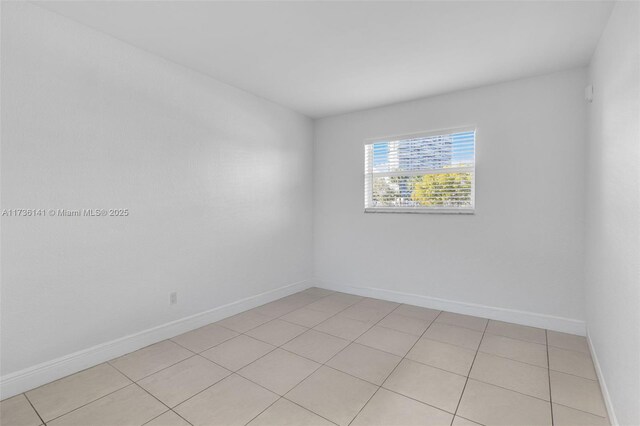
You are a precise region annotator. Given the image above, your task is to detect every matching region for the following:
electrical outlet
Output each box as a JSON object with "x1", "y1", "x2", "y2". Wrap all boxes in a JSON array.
[{"x1": 170, "y1": 292, "x2": 178, "y2": 305}]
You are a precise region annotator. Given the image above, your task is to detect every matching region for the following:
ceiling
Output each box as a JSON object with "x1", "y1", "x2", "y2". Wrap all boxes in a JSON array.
[{"x1": 37, "y1": 1, "x2": 614, "y2": 118}]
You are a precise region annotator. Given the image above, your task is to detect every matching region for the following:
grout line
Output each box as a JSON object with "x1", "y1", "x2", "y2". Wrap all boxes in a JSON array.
[
  {"x1": 22, "y1": 392, "x2": 47, "y2": 426},
  {"x1": 450, "y1": 317, "x2": 489, "y2": 425},
  {"x1": 280, "y1": 337, "x2": 604, "y2": 422},
  {"x1": 474, "y1": 348, "x2": 548, "y2": 369},
  {"x1": 460, "y1": 378, "x2": 552, "y2": 404},
  {"x1": 552, "y1": 402, "x2": 609, "y2": 420},
  {"x1": 134, "y1": 382, "x2": 195, "y2": 426},
  {"x1": 433, "y1": 319, "x2": 489, "y2": 334},
  {"x1": 547, "y1": 330, "x2": 555, "y2": 426},
  {"x1": 380, "y1": 310, "x2": 443, "y2": 386},
  {"x1": 108, "y1": 353, "x2": 199, "y2": 384},
  {"x1": 15, "y1": 292, "x2": 385, "y2": 425},
  {"x1": 483, "y1": 329, "x2": 548, "y2": 346},
  {"x1": 367, "y1": 322, "x2": 427, "y2": 338},
  {"x1": 482, "y1": 331, "x2": 547, "y2": 347},
  {"x1": 167, "y1": 338, "x2": 202, "y2": 354},
  {"x1": 135, "y1": 295, "x2": 600, "y2": 423},
  {"x1": 144, "y1": 292, "x2": 356, "y2": 422},
  {"x1": 215, "y1": 292, "x2": 338, "y2": 334},
  {"x1": 547, "y1": 344, "x2": 592, "y2": 355},
  {"x1": 140, "y1": 409, "x2": 172, "y2": 426},
  {"x1": 281, "y1": 397, "x2": 340, "y2": 425},
  {"x1": 132, "y1": 382, "x2": 173, "y2": 416},
  {"x1": 374, "y1": 386, "x2": 459, "y2": 416},
  {"x1": 547, "y1": 368, "x2": 600, "y2": 382},
  {"x1": 171, "y1": 409, "x2": 196, "y2": 426},
  {"x1": 39, "y1": 383, "x2": 137, "y2": 424},
  {"x1": 342, "y1": 303, "x2": 410, "y2": 426},
  {"x1": 454, "y1": 414, "x2": 486, "y2": 426},
  {"x1": 349, "y1": 310, "x2": 442, "y2": 425},
  {"x1": 232, "y1": 297, "x2": 428, "y2": 425},
  {"x1": 13, "y1": 293, "x2": 442, "y2": 425},
  {"x1": 240, "y1": 297, "x2": 403, "y2": 425},
  {"x1": 8, "y1": 360, "x2": 128, "y2": 404},
  {"x1": 347, "y1": 310, "x2": 448, "y2": 425}
]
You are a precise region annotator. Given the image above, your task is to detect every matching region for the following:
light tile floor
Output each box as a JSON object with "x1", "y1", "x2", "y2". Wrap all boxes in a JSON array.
[{"x1": 0, "y1": 288, "x2": 609, "y2": 426}]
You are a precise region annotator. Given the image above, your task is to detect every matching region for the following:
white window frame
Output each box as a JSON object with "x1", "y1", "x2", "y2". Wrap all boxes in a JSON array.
[{"x1": 364, "y1": 126, "x2": 476, "y2": 214}]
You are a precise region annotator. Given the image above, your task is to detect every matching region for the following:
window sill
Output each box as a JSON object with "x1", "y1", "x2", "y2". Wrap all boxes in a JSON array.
[{"x1": 364, "y1": 208, "x2": 475, "y2": 215}]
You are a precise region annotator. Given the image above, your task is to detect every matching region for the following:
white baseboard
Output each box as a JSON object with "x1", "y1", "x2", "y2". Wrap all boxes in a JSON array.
[
  {"x1": 315, "y1": 280, "x2": 586, "y2": 335},
  {"x1": 586, "y1": 330, "x2": 618, "y2": 426},
  {"x1": 0, "y1": 279, "x2": 312, "y2": 400}
]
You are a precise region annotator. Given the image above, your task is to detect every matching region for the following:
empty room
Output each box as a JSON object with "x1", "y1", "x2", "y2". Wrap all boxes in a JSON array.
[{"x1": 1, "y1": 1, "x2": 638, "y2": 425}]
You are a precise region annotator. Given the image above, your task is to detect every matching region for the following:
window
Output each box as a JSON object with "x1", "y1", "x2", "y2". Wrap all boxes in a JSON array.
[{"x1": 364, "y1": 128, "x2": 475, "y2": 213}]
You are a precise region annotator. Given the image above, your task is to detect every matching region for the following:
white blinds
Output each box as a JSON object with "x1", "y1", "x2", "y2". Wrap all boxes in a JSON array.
[{"x1": 364, "y1": 129, "x2": 475, "y2": 212}]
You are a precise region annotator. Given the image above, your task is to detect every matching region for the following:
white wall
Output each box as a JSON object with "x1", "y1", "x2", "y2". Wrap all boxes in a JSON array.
[
  {"x1": 585, "y1": 3, "x2": 640, "y2": 425},
  {"x1": 1, "y1": 2, "x2": 313, "y2": 379},
  {"x1": 314, "y1": 69, "x2": 588, "y2": 330}
]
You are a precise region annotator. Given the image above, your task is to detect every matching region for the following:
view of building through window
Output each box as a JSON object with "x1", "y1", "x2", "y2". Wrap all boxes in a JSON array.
[{"x1": 364, "y1": 130, "x2": 475, "y2": 211}]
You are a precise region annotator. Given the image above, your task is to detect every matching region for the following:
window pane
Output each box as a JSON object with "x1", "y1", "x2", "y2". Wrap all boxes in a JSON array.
[
  {"x1": 365, "y1": 129, "x2": 475, "y2": 211},
  {"x1": 371, "y1": 131, "x2": 475, "y2": 174},
  {"x1": 371, "y1": 173, "x2": 473, "y2": 208}
]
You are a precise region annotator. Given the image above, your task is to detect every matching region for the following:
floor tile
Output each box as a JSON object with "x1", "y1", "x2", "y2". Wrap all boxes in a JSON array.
[
  {"x1": 281, "y1": 307, "x2": 335, "y2": 328},
  {"x1": 138, "y1": 356, "x2": 230, "y2": 407},
  {"x1": 279, "y1": 292, "x2": 322, "y2": 306},
  {"x1": 307, "y1": 293, "x2": 363, "y2": 314},
  {"x1": 423, "y1": 323, "x2": 483, "y2": 351},
  {"x1": 282, "y1": 330, "x2": 350, "y2": 363},
  {"x1": 549, "y1": 346, "x2": 597, "y2": 379},
  {"x1": 377, "y1": 312, "x2": 431, "y2": 336},
  {"x1": 253, "y1": 300, "x2": 302, "y2": 318},
  {"x1": 382, "y1": 359, "x2": 466, "y2": 413},
  {"x1": 339, "y1": 304, "x2": 389, "y2": 322},
  {"x1": 326, "y1": 293, "x2": 363, "y2": 305},
  {"x1": 552, "y1": 403, "x2": 609, "y2": 426},
  {"x1": 355, "y1": 326, "x2": 418, "y2": 356},
  {"x1": 394, "y1": 304, "x2": 440, "y2": 321},
  {"x1": 286, "y1": 366, "x2": 377, "y2": 426},
  {"x1": 217, "y1": 310, "x2": 273, "y2": 333},
  {"x1": 485, "y1": 320, "x2": 546, "y2": 344},
  {"x1": 10, "y1": 291, "x2": 614, "y2": 426},
  {"x1": 246, "y1": 319, "x2": 307, "y2": 346},
  {"x1": 109, "y1": 340, "x2": 193, "y2": 381},
  {"x1": 314, "y1": 315, "x2": 374, "y2": 340},
  {"x1": 550, "y1": 371, "x2": 607, "y2": 417},
  {"x1": 351, "y1": 388, "x2": 453, "y2": 426},
  {"x1": 452, "y1": 416, "x2": 482, "y2": 425},
  {"x1": 357, "y1": 298, "x2": 400, "y2": 311},
  {"x1": 171, "y1": 323, "x2": 238, "y2": 353},
  {"x1": 305, "y1": 298, "x2": 355, "y2": 315},
  {"x1": 327, "y1": 343, "x2": 401, "y2": 385},
  {"x1": 547, "y1": 331, "x2": 590, "y2": 354},
  {"x1": 0, "y1": 394, "x2": 42, "y2": 426},
  {"x1": 47, "y1": 385, "x2": 166, "y2": 426},
  {"x1": 174, "y1": 374, "x2": 278, "y2": 426},
  {"x1": 200, "y1": 335, "x2": 275, "y2": 371},
  {"x1": 479, "y1": 333, "x2": 547, "y2": 367},
  {"x1": 238, "y1": 349, "x2": 320, "y2": 395},
  {"x1": 457, "y1": 379, "x2": 552, "y2": 426},
  {"x1": 436, "y1": 312, "x2": 488, "y2": 331},
  {"x1": 301, "y1": 287, "x2": 335, "y2": 298},
  {"x1": 469, "y1": 352, "x2": 549, "y2": 400},
  {"x1": 145, "y1": 410, "x2": 191, "y2": 426},
  {"x1": 406, "y1": 338, "x2": 476, "y2": 376},
  {"x1": 26, "y1": 363, "x2": 131, "y2": 422},
  {"x1": 358, "y1": 297, "x2": 400, "y2": 306},
  {"x1": 247, "y1": 398, "x2": 334, "y2": 426}
]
